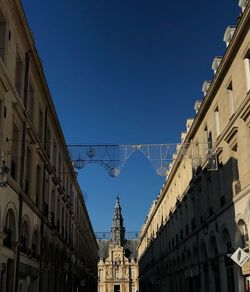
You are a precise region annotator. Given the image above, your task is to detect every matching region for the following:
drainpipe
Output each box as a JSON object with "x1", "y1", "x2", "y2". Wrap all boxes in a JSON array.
[{"x1": 13, "y1": 50, "x2": 31, "y2": 292}]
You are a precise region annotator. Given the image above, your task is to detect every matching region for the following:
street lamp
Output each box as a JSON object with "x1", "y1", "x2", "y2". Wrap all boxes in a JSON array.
[{"x1": 0, "y1": 153, "x2": 9, "y2": 187}]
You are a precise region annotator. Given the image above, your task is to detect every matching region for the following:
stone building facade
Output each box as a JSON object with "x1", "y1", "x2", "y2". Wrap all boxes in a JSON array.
[
  {"x1": 138, "y1": 1, "x2": 250, "y2": 292},
  {"x1": 98, "y1": 197, "x2": 139, "y2": 292},
  {"x1": 0, "y1": 0, "x2": 98, "y2": 291}
]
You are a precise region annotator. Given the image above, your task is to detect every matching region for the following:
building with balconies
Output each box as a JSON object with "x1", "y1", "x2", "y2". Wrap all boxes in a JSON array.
[
  {"x1": 138, "y1": 1, "x2": 250, "y2": 292},
  {"x1": 0, "y1": 0, "x2": 98, "y2": 291}
]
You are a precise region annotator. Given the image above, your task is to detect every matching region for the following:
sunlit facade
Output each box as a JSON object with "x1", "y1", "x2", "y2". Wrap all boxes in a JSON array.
[
  {"x1": 0, "y1": 0, "x2": 98, "y2": 291},
  {"x1": 138, "y1": 1, "x2": 250, "y2": 292}
]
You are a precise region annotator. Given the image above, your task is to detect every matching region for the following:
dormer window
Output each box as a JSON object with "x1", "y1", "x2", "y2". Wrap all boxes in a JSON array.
[
  {"x1": 212, "y1": 56, "x2": 222, "y2": 74},
  {"x1": 194, "y1": 100, "x2": 202, "y2": 114},
  {"x1": 223, "y1": 26, "x2": 236, "y2": 47},
  {"x1": 239, "y1": 0, "x2": 249, "y2": 12},
  {"x1": 202, "y1": 81, "x2": 211, "y2": 96},
  {"x1": 186, "y1": 119, "x2": 193, "y2": 132}
]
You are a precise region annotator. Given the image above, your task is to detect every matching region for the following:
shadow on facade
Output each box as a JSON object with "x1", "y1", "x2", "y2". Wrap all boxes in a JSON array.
[{"x1": 139, "y1": 156, "x2": 248, "y2": 292}]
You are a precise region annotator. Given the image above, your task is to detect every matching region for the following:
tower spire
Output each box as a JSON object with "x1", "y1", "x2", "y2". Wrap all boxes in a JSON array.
[{"x1": 111, "y1": 196, "x2": 125, "y2": 245}]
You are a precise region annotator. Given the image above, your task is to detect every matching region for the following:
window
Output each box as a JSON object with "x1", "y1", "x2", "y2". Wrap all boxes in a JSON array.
[
  {"x1": 44, "y1": 177, "x2": 49, "y2": 218},
  {"x1": 0, "y1": 9, "x2": 7, "y2": 62},
  {"x1": 65, "y1": 212, "x2": 68, "y2": 242},
  {"x1": 214, "y1": 107, "x2": 220, "y2": 137},
  {"x1": 227, "y1": 81, "x2": 234, "y2": 117},
  {"x1": 232, "y1": 144, "x2": 239, "y2": 182},
  {"x1": 28, "y1": 83, "x2": 35, "y2": 121},
  {"x1": 25, "y1": 147, "x2": 32, "y2": 195},
  {"x1": 0, "y1": 98, "x2": 3, "y2": 146},
  {"x1": 61, "y1": 206, "x2": 65, "y2": 236},
  {"x1": 46, "y1": 127, "x2": 51, "y2": 158},
  {"x1": 62, "y1": 165, "x2": 66, "y2": 188},
  {"x1": 237, "y1": 220, "x2": 249, "y2": 250},
  {"x1": 244, "y1": 49, "x2": 250, "y2": 92},
  {"x1": 4, "y1": 209, "x2": 16, "y2": 248},
  {"x1": 230, "y1": 144, "x2": 241, "y2": 196},
  {"x1": 218, "y1": 162, "x2": 225, "y2": 206},
  {"x1": 204, "y1": 126, "x2": 213, "y2": 151},
  {"x1": 56, "y1": 193, "x2": 60, "y2": 224},
  {"x1": 36, "y1": 165, "x2": 42, "y2": 206},
  {"x1": 11, "y1": 123, "x2": 20, "y2": 181},
  {"x1": 15, "y1": 51, "x2": 23, "y2": 98},
  {"x1": 20, "y1": 221, "x2": 29, "y2": 253},
  {"x1": 58, "y1": 154, "x2": 62, "y2": 180},
  {"x1": 51, "y1": 188, "x2": 56, "y2": 213},
  {"x1": 32, "y1": 231, "x2": 39, "y2": 258},
  {"x1": 53, "y1": 141, "x2": 57, "y2": 168},
  {"x1": 38, "y1": 107, "x2": 43, "y2": 141}
]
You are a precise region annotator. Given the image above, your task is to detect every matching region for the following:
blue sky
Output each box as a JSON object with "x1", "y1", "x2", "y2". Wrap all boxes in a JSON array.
[{"x1": 22, "y1": 0, "x2": 239, "y2": 232}]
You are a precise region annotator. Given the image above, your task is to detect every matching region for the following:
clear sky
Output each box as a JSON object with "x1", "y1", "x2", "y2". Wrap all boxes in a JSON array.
[{"x1": 22, "y1": 0, "x2": 239, "y2": 232}]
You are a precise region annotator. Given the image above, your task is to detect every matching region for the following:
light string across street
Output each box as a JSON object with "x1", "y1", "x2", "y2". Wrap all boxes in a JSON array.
[{"x1": 67, "y1": 142, "x2": 218, "y2": 177}]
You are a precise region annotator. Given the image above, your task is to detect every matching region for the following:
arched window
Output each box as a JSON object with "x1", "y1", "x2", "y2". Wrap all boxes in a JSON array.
[
  {"x1": 32, "y1": 230, "x2": 39, "y2": 258},
  {"x1": 0, "y1": 8, "x2": 7, "y2": 62},
  {"x1": 3, "y1": 209, "x2": 16, "y2": 248},
  {"x1": 20, "y1": 221, "x2": 29, "y2": 253},
  {"x1": 237, "y1": 220, "x2": 249, "y2": 249}
]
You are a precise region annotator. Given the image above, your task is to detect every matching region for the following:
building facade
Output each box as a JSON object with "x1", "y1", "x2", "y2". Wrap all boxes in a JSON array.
[
  {"x1": 98, "y1": 197, "x2": 139, "y2": 292},
  {"x1": 138, "y1": 1, "x2": 250, "y2": 292},
  {"x1": 0, "y1": 0, "x2": 98, "y2": 291}
]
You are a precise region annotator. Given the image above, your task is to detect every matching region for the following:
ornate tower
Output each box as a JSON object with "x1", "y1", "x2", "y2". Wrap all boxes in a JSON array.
[{"x1": 111, "y1": 196, "x2": 125, "y2": 246}]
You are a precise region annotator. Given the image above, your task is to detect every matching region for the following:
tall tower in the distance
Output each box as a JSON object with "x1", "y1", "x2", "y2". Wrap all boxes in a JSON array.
[{"x1": 111, "y1": 196, "x2": 125, "y2": 246}]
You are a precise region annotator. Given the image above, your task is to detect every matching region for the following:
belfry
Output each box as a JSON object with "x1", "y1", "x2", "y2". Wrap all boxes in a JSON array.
[{"x1": 111, "y1": 197, "x2": 125, "y2": 245}]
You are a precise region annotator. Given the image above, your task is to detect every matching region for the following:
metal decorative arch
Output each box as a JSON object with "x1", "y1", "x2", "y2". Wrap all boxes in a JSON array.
[{"x1": 67, "y1": 142, "x2": 218, "y2": 177}]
